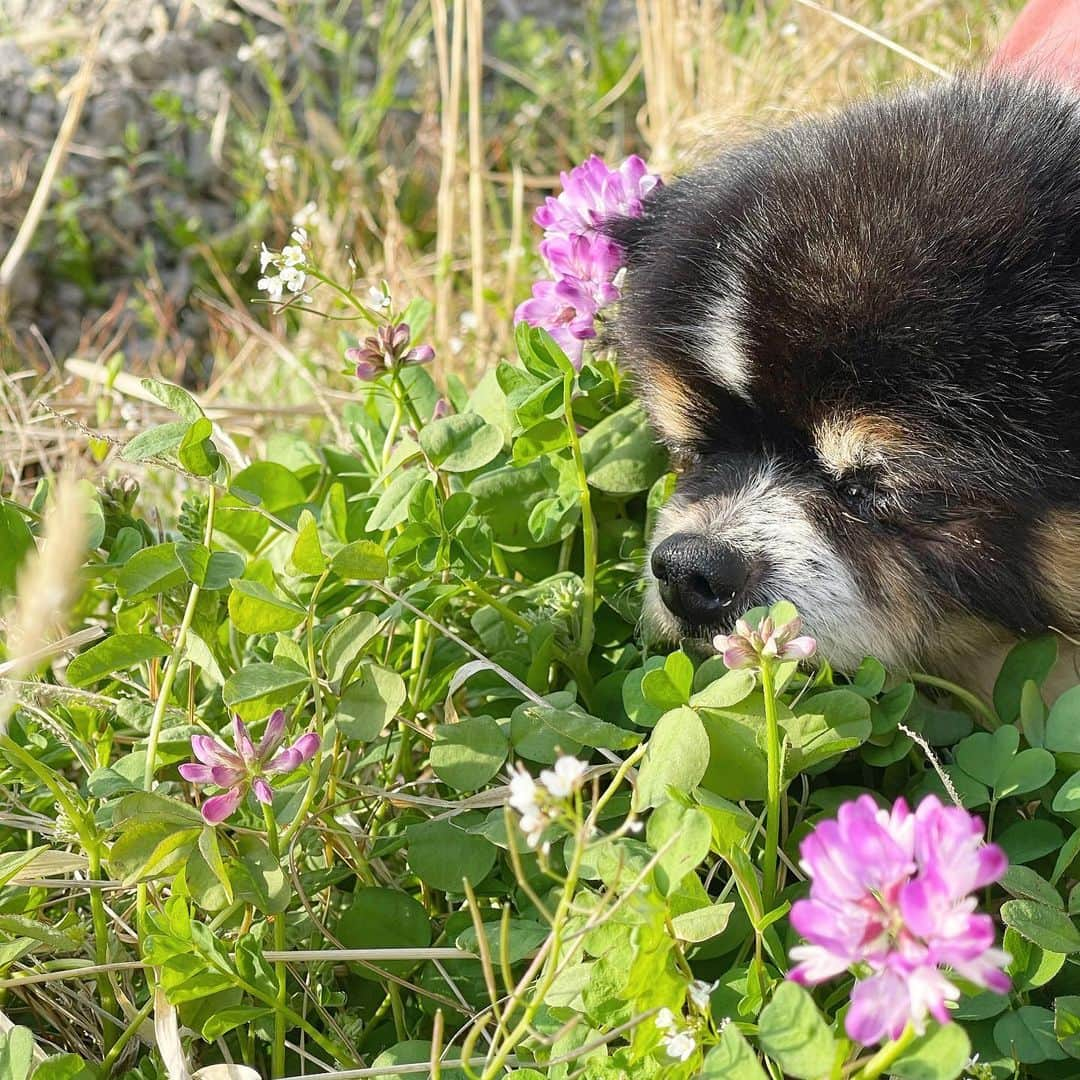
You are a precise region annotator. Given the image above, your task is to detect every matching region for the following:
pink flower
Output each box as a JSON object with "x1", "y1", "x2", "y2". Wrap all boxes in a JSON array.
[
  {"x1": 346, "y1": 322, "x2": 435, "y2": 381},
  {"x1": 539, "y1": 234, "x2": 624, "y2": 300},
  {"x1": 179, "y1": 711, "x2": 320, "y2": 824},
  {"x1": 515, "y1": 278, "x2": 602, "y2": 366},
  {"x1": 713, "y1": 615, "x2": 817, "y2": 671},
  {"x1": 788, "y1": 795, "x2": 1009, "y2": 1045},
  {"x1": 534, "y1": 154, "x2": 660, "y2": 240}
]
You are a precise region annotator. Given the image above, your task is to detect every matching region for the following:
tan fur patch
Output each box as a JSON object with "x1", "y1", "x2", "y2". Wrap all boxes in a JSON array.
[
  {"x1": 813, "y1": 414, "x2": 907, "y2": 477},
  {"x1": 1033, "y1": 511, "x2": 1080, "y2": 630},
  {"x1": 641, "y1": 366, "x2": 701, "y2": 445}
]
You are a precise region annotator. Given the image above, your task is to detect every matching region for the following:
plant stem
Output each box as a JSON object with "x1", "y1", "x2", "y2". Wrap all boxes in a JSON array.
[
  {"x1": 263, "y1": 805, "x2": 288, "y2": 1078},
  {"x1": 761, "y1": 659, "x2": 783, "y2": 909},
  {"x1": 99, "y1": 996, "x2": 155, "y2": 1078},
  {"x1": 87, "y1": 845, "x2": 120, "y2": 1054},
  {"x1": 853, "y1": 1024, "x2": 916, "y2": 1079},
  {"x1": 909, "y1": 672, "x2": 999, "y2": 729},
  {"x1": 562, "y1": 372, "x2": 597, "y2": 661}
]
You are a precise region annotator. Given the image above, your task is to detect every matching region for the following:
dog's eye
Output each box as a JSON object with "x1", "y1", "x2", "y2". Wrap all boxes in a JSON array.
[{"x1": 836, "y1": 476, "x2": 882, "y2": 515}]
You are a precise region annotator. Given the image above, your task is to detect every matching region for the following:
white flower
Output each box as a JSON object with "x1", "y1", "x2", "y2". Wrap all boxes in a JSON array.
[
  {"x1": 280, "y1": 266, "x2": 307, "y2": 293},
  {"x1": 654, "y1": 1008, "x2": 676, "y2": 1031},
  {"x1": 406, "y1": 36, "x2": 430, "y2": 67},
  {"x1": 367, "y1": 286, "x2": 391, "y2": 311},
  {"x1": 459, "y1": 309, "x2": 479, "y2": 332},
  {"x1": 292, "y1": 202, "x2": 319, "y2": 229},
  {"x1": 280, "y1": 244, "x2": 305, "y2": 268},
  {"x1": 448, "y1": 336, "x2": 464, "y2": 355},
  {"x1": 259, "y1": 242, "x2": 275, "y2": 273},
  {"x1": 519, "y1": 810, "x2": 546, "y2": 849},
  {"x1": 258, "y1": 274, "x2": 284, "y2": 301},
  {"x1": 661, "y1": 1030, "x2": 696, "y2": 1063},
  {"x1": 627, "y1": 819, "x2": 643, "y2": 834},
  {"x1": 687, "y1": 979, "x2": 717, "y2": 1011},
  {"x1": 289, "y1": 226, "x2": 309, "y2": 246},
  {"x1": 539, "y1": 755, "x2": 588, "y2": 799},
  {"x1": 507, "y1": 765, "x2": 538, "y2": 815},
  {"x1": 258, "y1": 146, "x2": 279, "y2": 172}
]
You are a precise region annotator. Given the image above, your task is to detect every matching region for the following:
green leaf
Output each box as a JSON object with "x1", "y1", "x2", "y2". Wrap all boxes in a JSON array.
[
  {"x1": 890, "y1": 1023, "x2": 972, "y2": 1079},
  {"x1": 784, "y1": 689, "x2": 872, "y2": 774},
  {"x1": 232, "y1": 835, "x2": 290, "y2": 915},
  {"x1": 337, "y1": 887, "x2": 431, "y2": 979},
  {"x1": 66, "y1": 634, "x2": 172, "y2": 687},
  {"x1": 670, "y1": 902, "x2": 735, "y2": 943},
  {"x1": 1021, "y1": 679, "x2": 1046, "y2": 748},
  {"x1": 430, "y1": 716, "x2": 508, "y2": 791},
  {"x1": 290, "y1": 510, "x2": 326, "y2": 575},
  {"x1": 995, "y1": 746, "x2": 1056, "y2": 798},
  {"x1": 954, "y1": 724, "x2": 1021, "y2": 787},
  {"x1": 515, "y1": 703, "x2": 640, "y2": 752},
  {"x1": 995, "y1": 636, "x2": 1058, "y2": 724},
  {"x1": 175, "y1": 543, "x2": 244, "y2": 590},
  {"x1": 646, "y1": 803, "x2": 712, "y2": 894},
  {"x1": 1047, "y1": 685, "x2": 1080, "y2": 753},
  {"x1": 512, "y1": 418, "x2": 570, "y2": 464},
  {"x1": 114, "y1": 542, "x2": 186, "y2": 600},
  {"x1": 1054, "y1": 770, "x2": 1080, "y2": 813},
  {"x1": 456, "y1": 920, "x2": 548, "y2": 965},
  {"x1": 1005, "y1": 927, "x2": 1065, "y2": 990},
  {"x1": 222, "y1": 662, "x2": 308, "y2": 722},
  {"x1": 634, "y1": 707, "x2": 710, "y2": 810},
  {"x1": 1001, "y1": 864, "x2": 1065, "y2": 909},
  {"x1": 994, "y1": 1005, "x2": 1069, "y2": 1063},
  {"x1": 420, "y1": 413, "x2": 504, "y2": 472},
  {"x1": 177, "y1": 416, "x2": 219, "y2": 477},
  {"x1": 227, "y1": 579, "x2": 306, "y2": 635},
  {"x1": 1001, "y1": 899, "x2": 1080, "y2": 953},
  {"x1": 330, "y1": 540, "x2": 388, "y2": 580},
  {"x1": 700, "y1": 1025, "x2": 768, "y2": 1080},
  {"x1": 997, "y1": 819, "x2": 1064, "y2": 865},
  {"x1": 699, "y1": 697, "x2": 773, "y2": 802},
  {"x1": 120, "y1": 420, "x2": 189, "y2": 463},
  {"x1": 757, "y1": 981, "x2": 837, "y2": 1080},
  {"x1": 580, "y1": 402, "x2": 667, "y2": 494},
  {"x1": 141, "y1": 376, "x2": 204, "y2": 421},
  {"x1": 108, "y1": 820, "x2": 200, "y2": 884},
  {"x1": 406, "y1": 819, "x2": 496, "y2": 892},
  {"x1": 337, "y1": 663, "x2": 407, "y2": 741},
  {"x1": 622, "y1": 657, "x2": 667, "y2": 728},
  {"x1": 1054, "y1": 995, "x2": 1080, "y2": 1059},
  {"x1": 366, "y1": 469, "x2": 428, "y2": 533},
  {"x1": 371, "y1": 1043, "x2": 467, "y2": 1080},
  {"x1": 201, "y1": 1006, "x2": 272, "y2": 1041},
  {"x1": 0, "y1": 1027, "x2": 35, "y2": 1080},
  {"x1": 198, "y1": 826, "x2": 234, "y2": 905},
  {"x1": 689, "y1": 669, "x2": 756, "y2": 710},
  {"x1": 31, "y1": 1054, "x2": 96, "y2": 1080},
  {"x1": 321, "y1": 611, "x2": 381, "y2": 685},
  {"x1": 0, "y1": 504, "x2": 33, "y2": 596}
]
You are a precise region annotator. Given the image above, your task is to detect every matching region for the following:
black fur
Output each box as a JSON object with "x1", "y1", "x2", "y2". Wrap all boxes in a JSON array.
[{"x1": 607, "y1": 75, "x2": 1080, "y2": 662}]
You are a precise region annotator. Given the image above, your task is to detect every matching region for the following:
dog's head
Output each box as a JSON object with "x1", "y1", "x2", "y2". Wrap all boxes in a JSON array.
[{"x1": 607, "y1": 76, "x2": 1080, "y2": 672}]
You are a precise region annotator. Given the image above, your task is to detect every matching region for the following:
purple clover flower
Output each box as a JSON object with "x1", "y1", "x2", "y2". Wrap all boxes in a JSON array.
[
  {"x1": 515, "y1": 154, "x2": 661, "y2": 368},
  {"x1": 788, "y1": 794, "x2": 1010, "y2": 1045},
  {"x1": 713, "y1": 615, "x2": 817, "y2": 671},
  {"x1": 179, "y1": 711, "x2": 320, "y2": 824},
  {"x1": 346, "y1": 322, "x2": 435, "y2": 382},
  {"x1": 534, "y1": 154, "x2": 660, "y2": 240}
]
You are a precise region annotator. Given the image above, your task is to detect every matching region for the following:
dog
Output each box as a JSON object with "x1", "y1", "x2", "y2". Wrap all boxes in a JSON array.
[{"x1": 605, "y1": 68, "x2": 1080, "y2": 681}]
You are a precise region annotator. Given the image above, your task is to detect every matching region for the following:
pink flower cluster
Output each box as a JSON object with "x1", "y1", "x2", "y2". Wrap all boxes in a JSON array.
[
  {"x1": 515, "y1": 155, "x2": 660, "y2": 366},
  {"x1": 789, "y1": 794, "x2": 1010, "y2": 1045},
  {"x1": 714, "y1": 614, "x2": 816, "y2": 670},
  {"x1": 179, "y1": 712, "x2": 319, "y2": 824}
]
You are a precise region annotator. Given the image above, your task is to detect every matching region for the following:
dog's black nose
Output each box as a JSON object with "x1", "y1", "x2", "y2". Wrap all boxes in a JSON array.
[{"x1": 651, "y1": 532, "x2": 749, "y2": 626}]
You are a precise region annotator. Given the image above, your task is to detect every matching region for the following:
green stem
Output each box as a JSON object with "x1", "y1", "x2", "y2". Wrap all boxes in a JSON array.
[
  {"x1": 99, "y1": 996, "x2": 155, "y2": 1078},
  {"x1": 562, "y1": 373, "x2": 597, "y2": 660},
  {"x1": 761, "y1": 659, "x2": 783, "y2": 910},
  {"x1": 263, "y1": 806, "x2": 288, "y2": 1078},
  {"x1": 909, "y1": 672, "x2": 999, "y2": 729},
  {"x1": 87, "y1": 845, "x2": 120, "y2": 1054},
  {"x1": 305, "y1": 267, "x2": 379, "y2": 324},
  {"x1": 853, "y1": 1024, "x2": 917, "y2": 1079}
]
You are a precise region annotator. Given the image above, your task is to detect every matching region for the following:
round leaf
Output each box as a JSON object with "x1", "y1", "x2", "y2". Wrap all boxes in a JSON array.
[
  {"x1": 336, "y1": 887, "x2": 431, "y2": 979},
  {"x1": 406, "y1": 819, "x2": 496, "y2": 892},
  {"x1": 431, "y1": 716, "x2": 508, "y2": 791},
  {"x1": 419, "y1": 413, "x2": 504, "y2": 473}
]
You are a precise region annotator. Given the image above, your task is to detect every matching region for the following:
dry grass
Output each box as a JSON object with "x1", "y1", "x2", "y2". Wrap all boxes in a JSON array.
[{"x1": 0, "y1": 0, "x2": 1026, "y2": 497}]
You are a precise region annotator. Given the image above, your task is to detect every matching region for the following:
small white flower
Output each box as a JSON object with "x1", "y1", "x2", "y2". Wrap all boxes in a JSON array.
[
  {"x1": 280, "y1": 244, "x2": 305, "y2": 267},
  {"x1": 258, "y1": 146, "x2": 279, "y2": 172},
  {"x1": 258, "y1": 274, "x2": 284, "y2": 301},
  {"x1": 259, "y1": 242, "x2": 276, "y2": 273},
  {"x1": 539, "y1": 755, "x2": 588, "y2": 799},
  {"x1": 519, "y1": 810, "x2": 546, "y2": 848},
  {"x1": 687, "y1": 979, "x2": 717, "y2": 1011},
  {"x1": 459, "y1": 309, "x2": 479, "y2": 332},
  {"x1": 662, "y1": 1030, "x2": 696, "y2": 1063},
  {"x1": 289, "y1": 225, "x2": 309, "y2": 246},
  {"x1": 448, "y1": 336, "x2": 464, "y2": 355},
  {"x1": 292, "y1": 202, "x2": 319, "y2": 229},
  {"x1": 406, "y1": 36, "x2": 430, "y2": 67},
  {"x1": 237, "y1": 43, "x2": 255, "y2": 62},
  {"x1": 367, "y1": 286, "x2": 391, "y2": 311},
  {"x1": 507, "y1": 765, "x2": 538, "y2": 814},
  {"x1": 627, "y1": 819, "x2": 643, "y2": 834},
  {"x1": 654, "y1": 1008, "x2": 676, "y2": 1031},
  {"x1": 280, "y1": 266, "x2": 307, "y2": 293}
]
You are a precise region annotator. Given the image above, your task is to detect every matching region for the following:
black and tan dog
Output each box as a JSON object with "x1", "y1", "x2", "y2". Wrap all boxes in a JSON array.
[{"x1": 606, "y1": 70, "x2": 1080, "y2": 682}]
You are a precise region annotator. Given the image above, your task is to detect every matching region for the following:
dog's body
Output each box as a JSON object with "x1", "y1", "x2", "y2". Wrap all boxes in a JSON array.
[{"x1": 607, "y1": 75, "x2": 1080, "y2": 679}]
